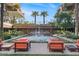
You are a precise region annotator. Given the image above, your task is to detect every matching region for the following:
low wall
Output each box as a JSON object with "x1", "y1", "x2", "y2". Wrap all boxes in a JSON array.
[{"x1": 3, "y1": 34, "x2": 28, "y2": 43}]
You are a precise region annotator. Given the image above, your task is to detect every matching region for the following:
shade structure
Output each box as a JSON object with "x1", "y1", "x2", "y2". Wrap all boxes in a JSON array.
[{"x1": 3, "y1": 22, "x2": 13, "y2": 28}]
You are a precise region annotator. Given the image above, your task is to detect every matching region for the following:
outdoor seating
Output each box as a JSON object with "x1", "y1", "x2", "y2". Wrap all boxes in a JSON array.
[
  {"x1": 48, "y1": 38, "x2": 64, "y2": 52},
  {"x1": 76, "y1": 39, "x2": 79, "y2": 52},
  {"x1": 66, "y1": 45, "x2": 77, "y2": 52},
  {"x1": 19, "y1": 38, "x2": 31, "y2": 48},
  {"x1": 14, "y1": 38, "x2": 30, "y2": 52},
  {"x1": 0, "y1": 39, "x2": 14, "y2": 51},
  {"x1": 0, "y1": 39, "x2": 3, "y2": 51},
  {"x1": 1, "y1": 43, "x2": 14, "y2": 51}
]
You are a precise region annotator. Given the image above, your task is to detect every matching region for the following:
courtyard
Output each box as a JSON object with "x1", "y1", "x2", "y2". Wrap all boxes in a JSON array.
[{"x1": 0, "y1": 3, "x2": 79, "y2": 56}]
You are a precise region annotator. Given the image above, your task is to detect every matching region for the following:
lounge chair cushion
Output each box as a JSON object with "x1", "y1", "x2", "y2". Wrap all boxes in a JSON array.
[
  {"x1": 76, "y1": 43, "x2": 79, "y2": 47},
  {"x1": 0, "y1": 39, "x2": 3, "y2": 45},
  {"x1": 19, "y1": 38, "x2": 29, "y2": 42},
  {"x1": 49, "y1": 44, "x2": 63, "y2": 49},
  {"x1": 76, "y1": 39, "x2": 79, "y2": 47},
  {"x1": 15, "y1": 44, "x2": 28, "y2": 49},
  {"x1": 76, "y1": 39, "x2": 79, "y2": 42}
]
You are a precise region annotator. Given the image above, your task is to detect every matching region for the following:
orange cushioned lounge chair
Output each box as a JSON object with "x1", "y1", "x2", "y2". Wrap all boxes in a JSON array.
[
  {"x1": 48, "y1": 38, "x2": 64, "y2": 53},
  {"x1": 14, "y1": 38, "x2": 30, "y2": 52},
  {"x1": 0, "y1": 39, "x2": 14, "y2": 51},
  {"x1": 76, "y1": 39, "x2": 79, "y2": 51},
  {"x1": 19, "y1": 38, "x2": 31, "y2": 48},
  {"x1": 0, "y1": 39, "x2": 3, "y2": 51}
]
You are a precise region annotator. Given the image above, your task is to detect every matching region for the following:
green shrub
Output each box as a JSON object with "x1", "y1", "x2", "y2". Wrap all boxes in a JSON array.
[
  {"x1": 11, "y1": 30, "x2": 18, "y2": 36},
  {"x1": 68, "y1": 34, "x2": 79, "y2": 39},
  {"x1": 3, "y1": 30, "x2": 24, "y2": 40},
  {"x1": 3, "y1": 32, "x2": 11, "y2": 40},
  {"x1": 53, "y1": 30, "x2": 64, "y2": 34},
  {"x1": 16, "y1": 31, "x2": 24, "y2": 35},
  {"x1": 4, "y1": 35, "x2": 11, "y2": 40},
  {"x1": 61, "y1": 31, "x2": 79, "y2": 40},
  {"x1": 10, "y1": 30, "x2": 24, "y2": 36}
]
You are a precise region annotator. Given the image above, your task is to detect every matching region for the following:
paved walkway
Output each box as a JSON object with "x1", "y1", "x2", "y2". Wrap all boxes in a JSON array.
[{"x1": 0, "y1": 43, "x2": 79, "y2": 56}]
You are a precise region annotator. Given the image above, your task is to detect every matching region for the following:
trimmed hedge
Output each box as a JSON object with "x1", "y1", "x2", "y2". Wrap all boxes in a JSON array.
[
  {"x1": 4, "y1": 35, "x2": 11, "y2": 40},
  {"x1": 67, "y1": 34, "x2": 79, "y2": 40}
]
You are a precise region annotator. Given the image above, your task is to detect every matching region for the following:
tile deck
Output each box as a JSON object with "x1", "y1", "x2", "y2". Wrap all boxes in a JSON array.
[{"x1": 0, "y1": 43, "x2": 79, "y2": 56}]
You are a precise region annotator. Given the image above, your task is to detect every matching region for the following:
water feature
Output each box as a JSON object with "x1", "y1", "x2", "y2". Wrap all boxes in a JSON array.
[
  {"x1": 22, "y1": 30, "x2": 54, "y2": 42},
  {"x1": 6, "y1": 25, "x2": 55, "y2": 42},
  {"x1": 26, "y1": 33, "x2": 52, "y2": 42},
  {"x1": 18, "y1": 25, "x2": 54, "y2": 42}
]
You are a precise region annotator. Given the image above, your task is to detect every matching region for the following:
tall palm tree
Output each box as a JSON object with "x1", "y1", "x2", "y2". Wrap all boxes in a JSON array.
[
  {"x1": 31, "y1": 11, "x2": 39, "y2": 24},
  {"x1": 40, "y1": 11, "x2": 48, "y2": 24},
  {"x1": 0, "y1": 3, "x2": 4, "y2": 40}
]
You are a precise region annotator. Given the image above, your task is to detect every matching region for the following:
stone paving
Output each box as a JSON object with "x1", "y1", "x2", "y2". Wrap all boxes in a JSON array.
[{"x1": 0, "y1": 43, "x2": 79, "y2": 56}]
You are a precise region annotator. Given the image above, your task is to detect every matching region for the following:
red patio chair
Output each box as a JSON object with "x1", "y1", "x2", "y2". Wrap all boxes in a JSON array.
[
  {"x1": 14, "y1": 38, "x2": 30, "y2": 52},
  {"x1": 0, "y1": 39, "x2": 3, "y2": 51},
  {"x1": 48, "y1": 38, "x2": 64, "y2": 52},
  {"x1": 76, "y1": 39, "x2": 79, "y2": 47},
  {"x1": 0, "y1": 39, "x2": 13, "y2": 51},
  {"x1": 76, "y1": 39, "x2": 79, "y2": 51},
  {"x1": 19, "y1": 38, "x2": 29, "y2": 41},
  {"x1": 19, "y1": 38, "x2": 31, "y2": 48}
]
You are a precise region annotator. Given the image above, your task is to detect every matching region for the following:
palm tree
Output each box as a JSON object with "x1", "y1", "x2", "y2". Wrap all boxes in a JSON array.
[
  {"x1": 31, "y1": 11, "x2": 39, "y2": 24},
  {"x1": 40, "y1": 11, "x2": 48, "y2": 24},
  {"x1": 0, "y1": 3, "x2": 4, "y2": 40},
  {"x1": 54, "y1": 11, "x2": 74, "y2": 31}
]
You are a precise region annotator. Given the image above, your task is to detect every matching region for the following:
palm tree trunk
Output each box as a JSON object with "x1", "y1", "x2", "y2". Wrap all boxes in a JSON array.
[
  {"x1": 75, "y1": 3, "x2": 79, "y2": 36},
  {"x1": 43, "y1": 16, "x2": 45, "y2": 24},
  {"x1": 0, "y1": 3, "x2": 4, "y2": 40},
  {"x1": 35, "y1": 16, "x2": 36, "y2": 24},
  {"x1": 12, "y1": 16, "x2": 16, "y2": 30}
]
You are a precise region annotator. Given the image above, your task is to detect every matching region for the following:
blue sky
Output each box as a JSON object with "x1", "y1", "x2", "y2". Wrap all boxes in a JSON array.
[{"x1": 20, "y1": 3, "x2": 61, "y2": 24}]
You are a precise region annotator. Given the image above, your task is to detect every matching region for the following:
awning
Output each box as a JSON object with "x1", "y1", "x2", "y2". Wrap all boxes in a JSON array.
[{"x1": 3, "y1": 22, "x2": 13, "y2": 28}]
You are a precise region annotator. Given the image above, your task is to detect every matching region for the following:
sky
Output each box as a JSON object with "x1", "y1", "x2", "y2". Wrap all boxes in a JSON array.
[{"x1": 20, "y1": 3, "x2": 61, "y2": 24}]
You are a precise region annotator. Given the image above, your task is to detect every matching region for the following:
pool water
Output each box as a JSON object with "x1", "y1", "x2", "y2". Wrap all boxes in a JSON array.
[
  {"x1": 22, "y1": 35, "x2": 55, "y2": 42},
  {"x1": 17, "y1": 31, "x2": 55, "y2": 42},
  {"x1": 6, "y1": 31, "x2": 55, "y2": 43}
]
